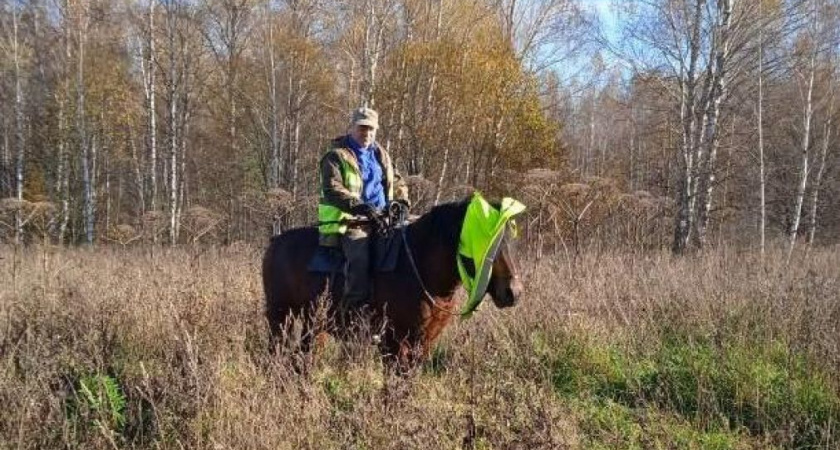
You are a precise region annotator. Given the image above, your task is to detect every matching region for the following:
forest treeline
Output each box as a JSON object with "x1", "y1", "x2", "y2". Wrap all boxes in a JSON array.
[{"x1": 0, "y1": 0, "x2": 838, "y2": 255}]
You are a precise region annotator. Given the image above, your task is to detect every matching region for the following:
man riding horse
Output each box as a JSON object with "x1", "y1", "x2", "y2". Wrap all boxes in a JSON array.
[
  {"x1": 265, "y1": 111, "x2": 524, "y2": 366},
  {"x1": 318, "y1": 106, "x2": 410, "y2": 310}
]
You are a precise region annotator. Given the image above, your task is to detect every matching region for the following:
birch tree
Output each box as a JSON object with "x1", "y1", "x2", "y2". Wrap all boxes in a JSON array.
[
  {"x1": 806, "y1": 106, "x2": 834, "y2": 247},
  {"x1": 621, "y1": 0, "x2": 804, "y2": 253},
  {"x1": 806, "y1": 34, "x2": 838, "y2": 248},
  {"x1": 756, "y1": 2, "x2": 766, "y2": 256},
  {"x1": 618, "y1": 0, "x2": 710, "y2": 253},
  {"x1": 787, "y1": 0, "x2": 825, "y2": 261},
  {"x1": 669, "y1": 0, "x2": 706, "y2": 253},
  {"x1": 74, "y1": 0, "x2": 94, "y2": 244},
  {"x1": 158, "y1": 0, "x2": 201, "y2": 245},
  {"x1": 694, "y1": 0, "x2": 734, "y2": 248},
  {"x1": 11, "y1": 3, "x2": 26, "y2": 244},
  {"x1": 144, "y1": 0, "x2": 157, "y2": 216},
  {"x1": 165, "y1": 0, "x2": 179, "y2": 245},
  {"x1": 55, "y1": 0, "x2": 72, "y2": 244}
]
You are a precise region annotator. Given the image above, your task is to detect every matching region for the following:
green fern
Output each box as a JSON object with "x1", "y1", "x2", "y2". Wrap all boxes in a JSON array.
[{"x1": 78, "y1": 374, "x2": 126, "y2": 430}]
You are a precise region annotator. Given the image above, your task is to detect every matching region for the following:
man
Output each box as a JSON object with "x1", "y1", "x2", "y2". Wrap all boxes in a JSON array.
[{"x1": 318, "y1": 107, "x2": 409, "y2": 309}]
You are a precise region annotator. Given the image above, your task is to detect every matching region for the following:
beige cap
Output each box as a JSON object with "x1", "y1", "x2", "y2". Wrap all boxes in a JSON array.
[{"x1": 351, "y1": 107, "x2": 379, "y2": 129}]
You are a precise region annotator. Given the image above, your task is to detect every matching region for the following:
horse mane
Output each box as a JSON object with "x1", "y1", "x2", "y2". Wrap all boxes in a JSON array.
[{"x1": 408, "y1": 197, "x2": 471, "y2": 251}]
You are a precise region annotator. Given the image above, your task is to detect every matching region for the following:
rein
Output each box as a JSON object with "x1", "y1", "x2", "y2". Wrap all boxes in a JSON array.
[{"x1": 399, "y1": 226, "x2": 460, "y2": 316}]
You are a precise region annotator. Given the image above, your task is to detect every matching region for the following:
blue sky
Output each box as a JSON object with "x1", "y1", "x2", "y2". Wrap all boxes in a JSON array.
[
  {"x1": 587, "y1": 0, "x2": 620, "y2": 43},
  {"x1": 539, "y1": 0, "x2": 622, "y2": 85}
]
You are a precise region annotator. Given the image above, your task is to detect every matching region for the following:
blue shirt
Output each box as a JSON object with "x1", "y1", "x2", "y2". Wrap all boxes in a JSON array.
[{"x1": 347, "y1": 136, "x2": 386, "y2": 210}]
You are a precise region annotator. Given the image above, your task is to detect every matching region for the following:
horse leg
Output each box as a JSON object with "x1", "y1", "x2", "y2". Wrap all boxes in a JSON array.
[{"x1": 419, "y1": 315, "x2": 453, "y2": 361}]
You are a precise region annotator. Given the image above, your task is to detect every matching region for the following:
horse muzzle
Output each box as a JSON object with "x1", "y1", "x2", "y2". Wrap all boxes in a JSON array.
[
  {"x1": 493, "y1": 276, "x2": 523, "y2": 308},
  {"x1": 508, "y1": 276, "x2": 523, "y2": 305}
]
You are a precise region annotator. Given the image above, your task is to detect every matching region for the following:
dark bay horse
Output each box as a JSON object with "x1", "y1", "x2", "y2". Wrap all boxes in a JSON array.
[{"x1": 262, "y1": 198, "x2": 523, "y2": 367}]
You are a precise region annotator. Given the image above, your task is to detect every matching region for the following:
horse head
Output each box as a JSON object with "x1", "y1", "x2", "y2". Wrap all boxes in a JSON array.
[{"x1": 486, "y1": 225, "x2": 523, "y2": 308}]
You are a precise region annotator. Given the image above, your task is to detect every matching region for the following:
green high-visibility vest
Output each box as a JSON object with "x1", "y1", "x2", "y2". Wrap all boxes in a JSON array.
[{"x1": 318, "y1": 146, "x2": 395, "y2": 236}]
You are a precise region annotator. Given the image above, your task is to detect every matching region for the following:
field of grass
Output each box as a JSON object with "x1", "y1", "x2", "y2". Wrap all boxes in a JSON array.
[{"x1": 2, "y1": 244, "x2": 839, "y2": 449}]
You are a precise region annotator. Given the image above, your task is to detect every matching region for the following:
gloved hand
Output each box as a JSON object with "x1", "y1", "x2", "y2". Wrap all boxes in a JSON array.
[
  {"x1": 350, "y1": 203, "x2": 384, "y2": 228},
  {"x1": 388, "y1": 199, "x2": 410, "y2": 225},
  {"x1": 350, "y1": 203, "x2": 377, "y2": 218}
]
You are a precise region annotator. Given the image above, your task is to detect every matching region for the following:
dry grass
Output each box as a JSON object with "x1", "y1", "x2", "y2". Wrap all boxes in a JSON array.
[{"x1": 1, "y1": 244, "x2": 839, "y2": 449}]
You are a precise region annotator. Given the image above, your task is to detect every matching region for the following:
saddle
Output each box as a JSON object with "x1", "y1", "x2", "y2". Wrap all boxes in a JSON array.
[{"x1": 306, "y1": 227, "x2": 403, "y2": 274}]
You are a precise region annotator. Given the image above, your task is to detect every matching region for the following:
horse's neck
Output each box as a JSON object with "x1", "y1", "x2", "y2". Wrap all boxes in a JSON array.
[{"x1": 406, "y1": 209, "x2": 464, "y2": 297}]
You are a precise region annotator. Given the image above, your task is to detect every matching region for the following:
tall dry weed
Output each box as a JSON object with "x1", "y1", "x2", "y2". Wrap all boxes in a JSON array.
[{"x1": 1, "y1": 244, "x2": 838, "y2": 448}]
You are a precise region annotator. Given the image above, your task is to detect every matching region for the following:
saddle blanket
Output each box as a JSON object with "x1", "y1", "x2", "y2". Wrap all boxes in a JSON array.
[{"x1": 307, "y1": 232, "x2": 401, "y2": 274}]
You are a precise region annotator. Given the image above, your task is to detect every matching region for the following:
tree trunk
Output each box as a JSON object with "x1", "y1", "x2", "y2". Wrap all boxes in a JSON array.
[
  {"x1": 1, "y1": 123, "x2": 9, "y2": 199},
  {"x1": 806, "y1": 118, "x2": 832, "y2": 247},
  {"x1": 386, "y1": 10, "x2": 412, "y2": 160},
  {"x1": 285, "y1": 41, "x2": 303, "y2": 200},
  {"x1": 167, "y1": 0, "x2": 196, "y2": 245},
  {"x1": 130, "y1": 126, "x2": 144, "y2": 220},
  {"x1": 672, "y1": 0, "x2": 705, "y2": 254},
  {"x1": 58, "y1": 17, "x2": 72, "y2": 243},
  {"x1": 673, "y1": 83, "x2": 699, "y2": 253},
  {"x1": 12, "y1": 6, "x2": 25, "y2": 244},
  {"x1": 147, "y1": 0, "x2": 158, "y2": 217},
  {"x1": 787, "y1": 39, "x2": 817, "y2": 262},
  {"x1": 757, "y1": 6, "x2": 766, "y2": 257},
  {"x1": 464, "y1": 96, "x2": 482, "y2": 187},
  {"x1": 346, "y1": 52, "x2": 356, "y2": 110},
  {"x1": 266, "y1": 3, "x2": 280, "y2": 194},
  {"x1": 169, "y1": 132, "x2": 178, "y2": 246},
  {"x1": 433, "y1": 102, "x2": 454, "y2": 205},
  {"x1": 105, "y1": 156, "x2": 111, "y2": 235},
  {"x1": 290, "y1": 103, "x2": 301, "y2": 199},
  {"x1": 177, "y1": 119, "x2": 188, "y2": 241},
  {"x1": 168, "y1": 5, "x2": 178, "y2": 246},
  {"x1": 409, "y1": 70, "x2": 423, "y2": 175},
  {"x1": 361, "y1": 0, "x2": 387, "y2": 106},
  {"x1": 696, "y1": 0, "x2": 734, "y2": 248},
  {"x1": 421, "y1": 0, "x2": 443, "y2": 128},
  {"x1": 629, "y1": 115, "x2": 636, "y2": 191},
  {"x1": 689, "y1": 56, "x2": 715, "y2": 248},
  {"x1": 56, "y1": 101, "x2": 69, "y2": 244},
  {"x1": 76, "y1": 3, "x2": 94, "y2": 244},
  {"x1": 585, "y1": 108, "x2": 595, "y2": 177}
]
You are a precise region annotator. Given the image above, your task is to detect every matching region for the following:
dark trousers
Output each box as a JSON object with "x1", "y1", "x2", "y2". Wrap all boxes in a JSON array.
[{"x1": 341, "y1": 227, "x2": 371, "y2": 307}]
